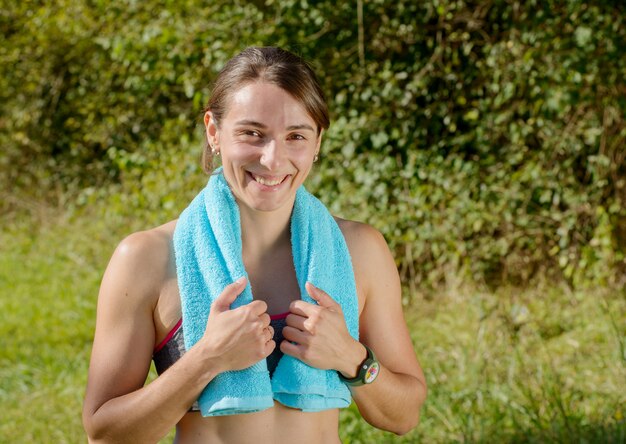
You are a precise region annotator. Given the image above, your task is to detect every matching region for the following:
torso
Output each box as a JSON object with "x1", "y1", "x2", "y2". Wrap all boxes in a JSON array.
[
  {"x1": 149, "y1": 219, "x2": 364, "y2": 443},
  {"x1": 175, "y1": 404, "x2": 341, "y2": 443}
]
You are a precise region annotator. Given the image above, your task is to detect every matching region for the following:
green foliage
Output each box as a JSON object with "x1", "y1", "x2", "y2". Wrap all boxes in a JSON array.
[
  {"x1": 312, "y1": 0, "x2": 626, "y2": 290},
  {"x1": 1, "y1": 0, "x2": 624, "y2": 290}
]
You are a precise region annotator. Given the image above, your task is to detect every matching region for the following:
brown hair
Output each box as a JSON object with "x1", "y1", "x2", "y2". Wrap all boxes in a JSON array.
[{"x1": 202, "y1": 46, "x2": 330, "y2": 173}]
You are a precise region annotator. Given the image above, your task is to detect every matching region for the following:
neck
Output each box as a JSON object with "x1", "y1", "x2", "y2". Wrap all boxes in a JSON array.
[{"x1": 239, "y1": 200, "x2": 294, "y2": 258}]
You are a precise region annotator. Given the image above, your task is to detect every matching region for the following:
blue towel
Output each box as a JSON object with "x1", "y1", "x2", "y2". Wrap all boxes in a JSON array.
[{"x1": 173, "y1": 169, "x2": 359, "y2": 416}]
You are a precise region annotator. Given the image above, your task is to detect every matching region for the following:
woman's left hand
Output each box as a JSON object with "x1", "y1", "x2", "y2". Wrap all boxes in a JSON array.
[{"x1": 280, "y1": 282, "x2": 364, "y2": 376}]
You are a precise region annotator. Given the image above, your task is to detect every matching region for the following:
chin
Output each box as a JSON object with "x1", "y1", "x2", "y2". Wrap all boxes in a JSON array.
[{"x1": 246, "y1": 198, "x2": 289, "y2": 213}]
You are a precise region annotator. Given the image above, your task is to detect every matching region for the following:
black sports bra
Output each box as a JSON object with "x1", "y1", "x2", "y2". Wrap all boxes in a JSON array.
[{"x1": 152, "y1": 313, "x2": 289, "y2": 412}]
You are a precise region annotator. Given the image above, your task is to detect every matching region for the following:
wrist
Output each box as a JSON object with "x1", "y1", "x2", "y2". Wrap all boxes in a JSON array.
[
  {"x1": 338, "y1": 343, "x2": 380, "y2": 386},
  {"x1": 338, "y1": 341, "x2": 368, "y2": 379},
  {"x1": 190, "y1": 338, "x2": 225, "y2": 379}
]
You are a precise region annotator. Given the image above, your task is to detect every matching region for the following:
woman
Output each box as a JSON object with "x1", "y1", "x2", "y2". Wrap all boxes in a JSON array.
[{"x1": 83, "y1": 46, "x2": 426, "y2": 443}]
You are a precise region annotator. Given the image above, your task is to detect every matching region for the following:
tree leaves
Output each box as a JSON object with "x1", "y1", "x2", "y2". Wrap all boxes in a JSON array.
[{"x1": 2, "y1": 0, "x2": 624, "y2": 291}]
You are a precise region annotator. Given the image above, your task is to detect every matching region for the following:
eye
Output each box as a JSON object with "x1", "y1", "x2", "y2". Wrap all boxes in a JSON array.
[
  {"x1": 288, "y1": 133, "x2": 306, "y2": 141},
  {"x1": 236, "y1": 129, "x2": 263, "y2": 139}
]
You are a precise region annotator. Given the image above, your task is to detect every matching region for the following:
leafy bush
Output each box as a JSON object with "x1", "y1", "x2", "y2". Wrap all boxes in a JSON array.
[{"x1": 1, "y1": 0, "x2": 624, "y2": 291}]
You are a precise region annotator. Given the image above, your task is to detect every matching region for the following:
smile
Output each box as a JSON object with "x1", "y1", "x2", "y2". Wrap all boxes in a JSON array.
[{"x1": 250, "y1": 173, "x2": 288, "y2": 187}]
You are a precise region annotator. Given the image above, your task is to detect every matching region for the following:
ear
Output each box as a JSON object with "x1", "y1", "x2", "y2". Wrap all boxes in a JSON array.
[
  {"x1": 315, "y1": 128, "x2": 324, "y2": 154},
  {"x1": 204, "y1": 111, "x2": 219, "y2": 148}
]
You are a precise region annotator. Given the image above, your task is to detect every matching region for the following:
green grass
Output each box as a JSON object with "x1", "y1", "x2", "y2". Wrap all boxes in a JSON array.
[
  {"x1": 1, "y1": 208, "x2": 624, "y2": 443},
  {"x1": 337, "y1": 283, "x2": 625, "y2": 443}
]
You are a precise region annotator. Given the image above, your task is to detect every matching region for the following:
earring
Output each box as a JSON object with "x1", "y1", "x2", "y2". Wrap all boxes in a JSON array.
[{"x1": 314, "y1": 153, "x2": 319, "y2": 162}]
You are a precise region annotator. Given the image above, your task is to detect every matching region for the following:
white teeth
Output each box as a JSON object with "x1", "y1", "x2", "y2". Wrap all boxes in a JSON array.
[{"x1": 252, "y1": 174, "x2": 284, "y2": 186}]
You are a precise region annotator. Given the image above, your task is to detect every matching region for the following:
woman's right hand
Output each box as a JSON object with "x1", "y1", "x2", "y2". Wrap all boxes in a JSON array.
[{"x1": 201, "y1": 277, "x2": 275, "y2": 372}]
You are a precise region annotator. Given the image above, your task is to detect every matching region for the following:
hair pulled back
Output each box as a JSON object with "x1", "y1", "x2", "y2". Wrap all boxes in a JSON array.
[{"x1": 202, "y1": 46, "x2": 329, "y2": 173}]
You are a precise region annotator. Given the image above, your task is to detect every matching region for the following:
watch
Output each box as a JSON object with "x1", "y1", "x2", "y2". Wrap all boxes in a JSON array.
[{"x1": 338, "y1": 344, "x2": 380, "y2": 386}]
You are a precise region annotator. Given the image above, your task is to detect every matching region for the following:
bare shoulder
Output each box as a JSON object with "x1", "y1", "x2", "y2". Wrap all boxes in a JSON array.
[
  {"x1": 114, "y1": 220, "x2": 177, "y2": 263},
  {"x1": 334, "y1": 217, "x2": 396, "y2": 304},
  {"x1": 334, "y1": 217, "x2": 391, "y2": 261},
  {"x1": 101, "y1": 220, "x2": 178, "y2": 309}
]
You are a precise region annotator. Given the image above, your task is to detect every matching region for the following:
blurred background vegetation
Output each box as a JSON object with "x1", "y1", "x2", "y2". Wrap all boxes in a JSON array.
[
  {"x1": 1, "y1": 0, "x2": 624, "y2": 442},
  {"x1": 2, "y1": 0, "x2": 625, "y2": 290}
]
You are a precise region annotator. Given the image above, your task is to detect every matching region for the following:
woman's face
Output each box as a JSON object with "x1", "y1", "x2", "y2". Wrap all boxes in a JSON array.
[{"x1": 205, "y1": 81, "x2": 321, "y2": 214}]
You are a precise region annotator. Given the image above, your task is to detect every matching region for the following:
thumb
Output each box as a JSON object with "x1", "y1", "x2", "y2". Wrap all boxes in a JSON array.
[
  {"x1": 212, "y1": 277, "x2": 247, "y2": 313},
  {"x1": 306, "y1": 282, "x2": 339, "y2": 310}
]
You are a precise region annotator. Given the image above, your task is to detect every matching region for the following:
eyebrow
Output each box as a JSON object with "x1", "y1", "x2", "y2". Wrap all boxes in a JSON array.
[
  {"x1": 234, "y1": 120, "x2": 267, "y2": 128},
  {"x1": 286, "y1": 124, "x2": 316, "y2": 132},
  {"x1": 234, "y1": 120, "x2": 315, "y2": 132}
]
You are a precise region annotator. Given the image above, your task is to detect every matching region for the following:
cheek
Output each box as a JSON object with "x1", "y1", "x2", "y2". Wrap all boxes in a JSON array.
[
  {"x1": 292, "y1": 144, "x2": 317, "y2": 162},
  {"x1": 222, "y1": 141, "x2": 259, "y2": 162}
]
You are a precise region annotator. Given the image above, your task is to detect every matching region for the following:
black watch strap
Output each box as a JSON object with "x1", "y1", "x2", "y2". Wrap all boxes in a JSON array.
[{"x1": 338, "y1": 344, "x2": 380, "y2": 386}]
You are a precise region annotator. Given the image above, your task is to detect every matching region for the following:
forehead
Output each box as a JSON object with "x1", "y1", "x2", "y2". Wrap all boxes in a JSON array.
[{"x1": 223, "y1": 81, "x2": 315, "y2": 127}]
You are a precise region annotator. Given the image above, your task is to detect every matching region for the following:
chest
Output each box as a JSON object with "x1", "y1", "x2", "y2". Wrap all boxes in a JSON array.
[
  {"x1": 153, "y1": 252, "x2": 301, "y2": 343},
  {"x1": 244, "y1": 248, "x2": 300, "y2": 315}
]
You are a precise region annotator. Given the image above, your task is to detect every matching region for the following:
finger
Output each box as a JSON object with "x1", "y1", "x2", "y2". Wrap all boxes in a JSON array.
[
  {"x1": 260, "y1": 312, "x2": 271, "y2": 327},
  {"x1": 289, "y1": 299, "x2": 320, "y2": 318},
  {"x1": 212, "y1": 277, "x2": 247, "y2": 313},
  {"x1": 282, "y1": 325, "x2": 310, "y2": 345},
  {"x1": 279, "y1": 339, "x2": 303, "y2": 360},
  {"x1": 262, "y1": 325, "x2": 274, "y2": 342},
  {"x1": 306, "y1": 282, "x2": 340, "y2": 310},
  {"x1": 246, "y1": 300, "x2": 269, "y2": 317},
  {"x1": 285, "y1": 313, "x2": 307, "y2": 331},
  {"x1": 264, "y1": 340, "x2": 276, "y2": 356}
]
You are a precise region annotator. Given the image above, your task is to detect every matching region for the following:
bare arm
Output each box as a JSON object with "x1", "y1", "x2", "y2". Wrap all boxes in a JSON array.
[
  {"x1": 343, "y1": 224, "x2": 426, "y2": 434},
  {"x1": 82, "y1": 231, "x2": 274, "y2": 443},
  {"x1": 281, "y1": 222, "x2": 426, "y2": 435}
]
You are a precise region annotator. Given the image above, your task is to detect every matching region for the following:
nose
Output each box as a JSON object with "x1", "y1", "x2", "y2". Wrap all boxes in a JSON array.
[{"x1": 260, "y1": 139, "x2": 285, "y2": 170}]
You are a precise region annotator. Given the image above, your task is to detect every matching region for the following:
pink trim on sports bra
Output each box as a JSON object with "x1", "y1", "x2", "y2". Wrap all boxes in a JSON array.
[
  {"x1": 154, "y1": 311, "x2": 290, "y2": 353},
  {"x1": 154, "y1": 318, "x2": 182, "y2": 353},
  {"x1": 270, "y1": 311, "x2": 290, "y2": 321}
]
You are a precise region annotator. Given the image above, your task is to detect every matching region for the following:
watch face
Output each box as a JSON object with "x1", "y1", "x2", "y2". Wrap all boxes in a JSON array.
[{"x1": 364, "y1": 362, "x2": 380, "y2": 384}]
